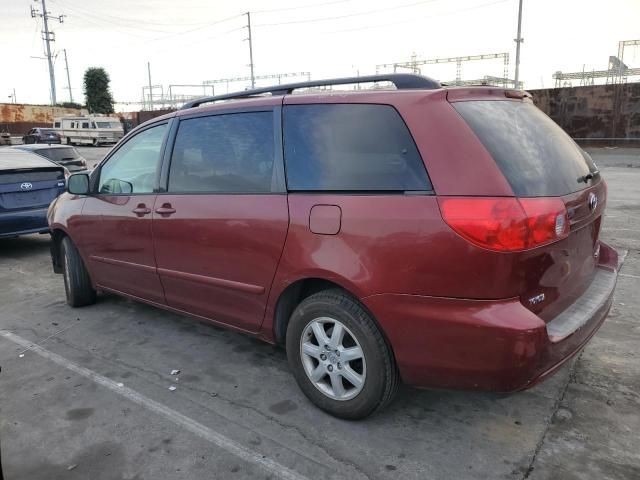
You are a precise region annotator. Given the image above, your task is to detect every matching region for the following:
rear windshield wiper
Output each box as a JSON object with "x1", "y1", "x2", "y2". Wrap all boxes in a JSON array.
[{"x1": 578, "y1": 170, "x2": 599, "y2": 183}]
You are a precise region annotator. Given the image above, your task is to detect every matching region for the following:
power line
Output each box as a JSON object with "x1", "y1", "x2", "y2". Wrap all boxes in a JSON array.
[
  {"x1": 50, "y1": 0, "x2": 212, "y2": 28},
  {"x1": 254, "y1": 0, "x2": 439, "y2": 27},
  {"x1": 49, "y1": 0, "x2": 211, "y2": 33},
  {"x1": 143, "y1": 13, "x2": 244, "y2": 44},
  {"x1": 253, "y1": 0, "x2": 350, "y2": 14},
  {"x1": 323, "y1": 0, "x2": 510, "y2": 34}
]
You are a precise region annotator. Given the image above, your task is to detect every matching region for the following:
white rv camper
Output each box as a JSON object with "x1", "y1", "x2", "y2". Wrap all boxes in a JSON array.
[{"x1": 53, "y1": 115, "x2": 124, "y2": 146}]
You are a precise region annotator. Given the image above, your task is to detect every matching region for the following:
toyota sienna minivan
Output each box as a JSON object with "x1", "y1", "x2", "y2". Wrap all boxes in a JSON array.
[{"x1": 47, "y1": 74, "x2": 618, "y2": 419}]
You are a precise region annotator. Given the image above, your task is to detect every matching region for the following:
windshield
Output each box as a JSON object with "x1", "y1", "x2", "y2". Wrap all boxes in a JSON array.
[
  {"x1": 452, "y1": 100, "x2": 599, "y2": 197},
  {"x1": 35, "y1": 147, "x2": 80, "y2": 162}
]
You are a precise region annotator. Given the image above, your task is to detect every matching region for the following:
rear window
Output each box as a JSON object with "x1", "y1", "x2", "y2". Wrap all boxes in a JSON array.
[
  {"x1": 36, "y1": 147, "x2": 79, "y2": 162},
  {"x1": 283, "y1": 104, "x2": 431, "y2": 192},
  {"x1": 453, "y1": 100, "x2": 598, "y2": 197},
  {"x1": 0, "y1": 169, "x2": 64, "y2": 184}
]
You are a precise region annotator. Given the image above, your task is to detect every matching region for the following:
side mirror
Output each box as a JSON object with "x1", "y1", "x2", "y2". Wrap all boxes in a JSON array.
[{"x1": 67, "y1": 173, "x2": 90, "y2": 195}]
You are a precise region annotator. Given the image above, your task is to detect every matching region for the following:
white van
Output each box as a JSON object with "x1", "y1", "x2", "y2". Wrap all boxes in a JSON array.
[{"x1": 53, "y1": 115, "x2": 124, "y2": 146}]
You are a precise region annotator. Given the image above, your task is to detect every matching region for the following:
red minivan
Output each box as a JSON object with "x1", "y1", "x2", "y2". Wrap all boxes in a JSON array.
[{"x1": 48, "y1": 74, "x2": 618, "y2": 419}]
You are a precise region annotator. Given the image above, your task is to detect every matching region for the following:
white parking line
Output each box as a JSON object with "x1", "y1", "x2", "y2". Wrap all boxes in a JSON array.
[
  {"x1": 0, "y1": 330, "x2": 310, "y2": 480},
  {"x1": 620, "y1": 273, "x2": 640, "y2": 280}
]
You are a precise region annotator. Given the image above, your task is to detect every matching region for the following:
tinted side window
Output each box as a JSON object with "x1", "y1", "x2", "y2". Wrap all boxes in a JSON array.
[
  {"x1": 284, "y1": 104, "x2": 431, "y2": 191},
  {"x1": 82, "y1": 122, "x2": 90, "y2": 128},
  {"x1": 168, "y1": 112, "x2": 274, "y2": 193},
  {"x1": 453, "y1": 101, "x2": 599, "y2": 196},
  {"x1": 98, "y1": 124, "x2": 166, "y2": 194}
]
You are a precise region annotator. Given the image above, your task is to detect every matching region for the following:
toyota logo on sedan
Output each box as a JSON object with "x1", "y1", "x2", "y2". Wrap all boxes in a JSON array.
[
  {"x1": 588, "y1": 192, "x2": 598, "y2": 212},
  {"x1": 20, "y1": 182, "x2": 33, "y2": 190}
]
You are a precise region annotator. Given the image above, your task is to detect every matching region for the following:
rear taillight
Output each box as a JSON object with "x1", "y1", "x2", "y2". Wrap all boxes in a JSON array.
[{"x1": 438, "y1": 197, "x2": 569, "y2": 252}]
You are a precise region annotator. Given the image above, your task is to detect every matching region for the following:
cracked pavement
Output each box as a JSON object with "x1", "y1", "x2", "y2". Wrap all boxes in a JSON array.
[{"x1": 0, "y1": 147, "x2": 638, "y2": 479}]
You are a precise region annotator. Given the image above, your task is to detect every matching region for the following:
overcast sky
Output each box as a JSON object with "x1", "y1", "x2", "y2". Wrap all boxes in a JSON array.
[{"x1": 1, "y1": 0, "x2": 639, "y2": 110}]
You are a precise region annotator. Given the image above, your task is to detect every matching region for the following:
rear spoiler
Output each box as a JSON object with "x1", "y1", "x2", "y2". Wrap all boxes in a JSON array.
[{"x1": 446, "y1": 88, "x2": 532, "y2": 102}]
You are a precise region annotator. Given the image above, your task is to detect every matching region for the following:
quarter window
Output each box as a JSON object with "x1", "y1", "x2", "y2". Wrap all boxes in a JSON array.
[
  {"x1": 168, "y1": 112, "x2": 275, "y2": 193},
  {"x1": 98, "y1": 123, "x2": 166, "y2": 194},
  {"x1": 283, "y1": 104, "x2": 431, "y2": 191}
]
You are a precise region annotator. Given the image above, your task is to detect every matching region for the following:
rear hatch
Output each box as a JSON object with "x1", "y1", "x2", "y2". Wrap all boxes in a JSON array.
[
  {"x1": 447, "y1": 96, "x2": 603, "y2": 322},
  {"x1": 40, "y1": 129, "x2": 60, "y2": 142},
  {"x1": 0, "y1": 167, "x2": 66, "y2": 213}
]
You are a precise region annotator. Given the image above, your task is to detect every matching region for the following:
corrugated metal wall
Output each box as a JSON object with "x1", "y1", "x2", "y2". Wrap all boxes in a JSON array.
[
  {"x1": 530, "y1": 83, "x2": 640, "y2": 141},
  {"x1": 2, "y1": 84, "x2": 639, "y2": 141},
  {"x1": 0, "y1": 104, "x2": 82, "y2": 134}
]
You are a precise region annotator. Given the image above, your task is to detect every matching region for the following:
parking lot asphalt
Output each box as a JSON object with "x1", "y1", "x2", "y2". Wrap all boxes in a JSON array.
[
  {"x1": 0, "y1": 147, "x2": 638, "y2": 479},
  {"x1": 76, "y1": 146, "x2": 111, "y2": 170}
]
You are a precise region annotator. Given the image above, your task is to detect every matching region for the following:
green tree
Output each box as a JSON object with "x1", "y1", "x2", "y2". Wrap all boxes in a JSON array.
[
  {"x1": 83, "y1": 67, "x2": 115, "y2": 114},
  {"x1": 57, "y1": 101, "x2": 83, "y2": 109}
]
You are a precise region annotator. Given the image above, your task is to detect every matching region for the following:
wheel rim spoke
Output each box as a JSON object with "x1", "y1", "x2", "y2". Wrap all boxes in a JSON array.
[
  {"x1": 340, "y1": 346, "x2": 363, "y2": 362},
  {"x1": 302, "y1": 342, "x2": 321, "y2": 359},
  {"x1": 300, "y1": 317, "x2": 367, "y2": 401},
  {"x1": 310, "y1": 364, "x2": 325, "y2": 382},
  {"x1": 341, "y1": 366, "x2": 364, "y2": 389},
  {"x1": 311, "y1": 322, "x2": 330, "y2": 346},
  {"x1": 328, "y1": 323, "x2": 344, "y2": 349},
  {"x1": 330, "y1": 372, "x2": 346, "y2": 398}
]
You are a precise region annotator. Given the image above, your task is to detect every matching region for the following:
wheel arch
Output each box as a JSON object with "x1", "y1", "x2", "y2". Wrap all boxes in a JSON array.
[
  {"x1": 271, "y1": 277, "x2": 396, "y2": 361},
  {"x1": 50, "y1": 228, "x2": 69, "y2": 274}
]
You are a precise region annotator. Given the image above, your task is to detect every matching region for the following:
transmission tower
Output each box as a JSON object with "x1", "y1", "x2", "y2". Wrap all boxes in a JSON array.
[{"x1": 31, "y1": 0, "x2": 65, "y2": 105}]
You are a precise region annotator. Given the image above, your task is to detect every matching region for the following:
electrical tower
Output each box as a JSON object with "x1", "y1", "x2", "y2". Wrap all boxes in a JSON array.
[{"x1": 31, "y1": 0, "x2": 65, "y2": 105}]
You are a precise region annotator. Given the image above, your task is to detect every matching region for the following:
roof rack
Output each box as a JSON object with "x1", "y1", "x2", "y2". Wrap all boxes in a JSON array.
[{"x1": 180, "y1": 73, "x2": 441, "y2": 110}]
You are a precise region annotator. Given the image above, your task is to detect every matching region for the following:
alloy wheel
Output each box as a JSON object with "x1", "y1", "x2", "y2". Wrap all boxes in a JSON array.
[{"x1": 300, "y1": 316, "x2": 366, "y2": 401}]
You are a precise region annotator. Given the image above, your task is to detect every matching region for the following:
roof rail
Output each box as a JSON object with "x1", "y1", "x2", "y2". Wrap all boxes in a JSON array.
[{"x1": 180, "y1": 73, "x2": 441, "y2": 110}]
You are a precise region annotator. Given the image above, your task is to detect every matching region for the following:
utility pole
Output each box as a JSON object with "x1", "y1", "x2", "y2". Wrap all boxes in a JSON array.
[
  {"x1": 513, "y1": 0, "x2": 524, "y2": 89},
  {"x1": 245, "y1": 12, "x2": 255, "y2": 88},
  {"x1": 31, "y1": 0, "x2": 65, "y2": 105},
  {"x1": 63, "y1": 48, "x2": 73, "y2": 103},
  {"x1": 147, "y1": 62, "x2": 153, "y2": 110}
]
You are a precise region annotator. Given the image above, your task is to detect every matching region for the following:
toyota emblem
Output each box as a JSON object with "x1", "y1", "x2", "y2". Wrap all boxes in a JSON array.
[
  {"x1": 588, "y1": 192, "x2": 598, "y2": 212},
  {"x1": 20, "y1": 182, "x2": 33, "y2": 190}
]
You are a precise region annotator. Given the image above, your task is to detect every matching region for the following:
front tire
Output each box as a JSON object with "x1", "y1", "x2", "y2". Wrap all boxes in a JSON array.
[
  {"x1": 286, "y1": 289, "x2": 399, "y2": 419},
  {"x1": 61, "y1": 237, "x2": 96, "y2": 307}
]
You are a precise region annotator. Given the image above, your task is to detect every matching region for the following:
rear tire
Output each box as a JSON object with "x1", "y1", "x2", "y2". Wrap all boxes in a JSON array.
[
  {"x1": 61, "y1": 237, "x2": 96, "y2": 307},
  {"x1": 286, "y1": 289, "x2": 399, "y2": 419}
]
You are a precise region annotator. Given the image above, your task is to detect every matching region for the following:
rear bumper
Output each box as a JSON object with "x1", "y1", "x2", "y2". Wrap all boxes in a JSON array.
[
  {"x1": 0, "y1": 207, "x2": 50, "y2": 238},
  {"x1": 362, "y1": 242, "x2": 619, "y2": 392}
]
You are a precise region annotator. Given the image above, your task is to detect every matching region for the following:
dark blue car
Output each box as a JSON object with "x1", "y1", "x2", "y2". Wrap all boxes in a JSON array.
[{"x1": 0, "y1": 149, "x2": 66, "y2": 238}]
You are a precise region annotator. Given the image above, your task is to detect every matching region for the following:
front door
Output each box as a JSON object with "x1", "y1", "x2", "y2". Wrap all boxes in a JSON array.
[
  {"x1": 152, "y1": 110, "x2": 289, "y2": 332},
  {"x1": 81, "y1": 122, "x2": 168, "y2": 304}
]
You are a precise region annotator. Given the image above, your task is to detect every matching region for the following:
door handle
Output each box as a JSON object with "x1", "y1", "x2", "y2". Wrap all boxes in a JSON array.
[
  {"x1": 132, "y1": 204, "x2": 151, "y2": 216},
  {"x1": 155, "y1": 203, "x2": 176, "y2": 215}
]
